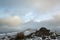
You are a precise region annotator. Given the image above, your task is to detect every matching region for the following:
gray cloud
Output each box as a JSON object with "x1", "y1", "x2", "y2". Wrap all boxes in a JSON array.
[
  {"x1": 0, "y1": 0, "x2": 60, "y2": 12},
  {"x1": 32, "y1": 0, "x2": 60, "y2": 9},
  {"x1": 0, "y1": 0, "x2": 31, "y2": 8},
  {"x1": 0, "y1": 0, "x2": 60, "y2": 19},
  {"x1": 0, "y1": 16, "x2": 23, "y2": 26}
]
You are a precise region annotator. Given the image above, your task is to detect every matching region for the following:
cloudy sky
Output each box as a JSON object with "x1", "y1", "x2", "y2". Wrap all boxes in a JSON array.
[{"x1": 0, "y1": 0, "x2": 60, "y2": 32}]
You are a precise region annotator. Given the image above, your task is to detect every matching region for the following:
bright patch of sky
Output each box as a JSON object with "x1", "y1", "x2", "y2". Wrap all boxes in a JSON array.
[
  {"x1": 34, "y1": 14, "x2": 53, "y2": 22},
  {"x1": 22, "y1": 12, "x2": 36, "y2": 22}
]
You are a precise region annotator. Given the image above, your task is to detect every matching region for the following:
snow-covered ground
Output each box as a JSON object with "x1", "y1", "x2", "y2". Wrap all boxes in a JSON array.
[
  {"x1": 0, "y1": 33, "x2": 59, "y2": 40},
  {"x1": 0, "y1": 29, "x2": 59, "y2": 40}
]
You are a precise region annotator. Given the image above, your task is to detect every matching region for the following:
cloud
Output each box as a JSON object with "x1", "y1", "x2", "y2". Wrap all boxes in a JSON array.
[
  {"x1": 39, "y1": 12, "x2": 60, "y2": 28},
  {"x1": 51, "y1": 12, "x2": 60, "y2": 26},
  {"x1": 54, "y1": 12, "x2": 60, "y2": 20},
  {"x1": 32, "y1": 0, "x2": 60, "y2": 12},
  {"x1": 0, "y1": 0, "x2": 60, "y2": 23},
  {"x1": 0, "y1": 0, "x2": 60, "y2": 33},
  {"x1": 0, "y1": 16, "x2": 23, "y2": 26},
  {"x1": 0, "y1": 0, "x2": 60, "y2": 17},
  {"x1": 1, "y1": 0, "x2": 60, "y2": 11},
  {"x1": 0, "y1": 0, "x2": 31, "y2": 7}
]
